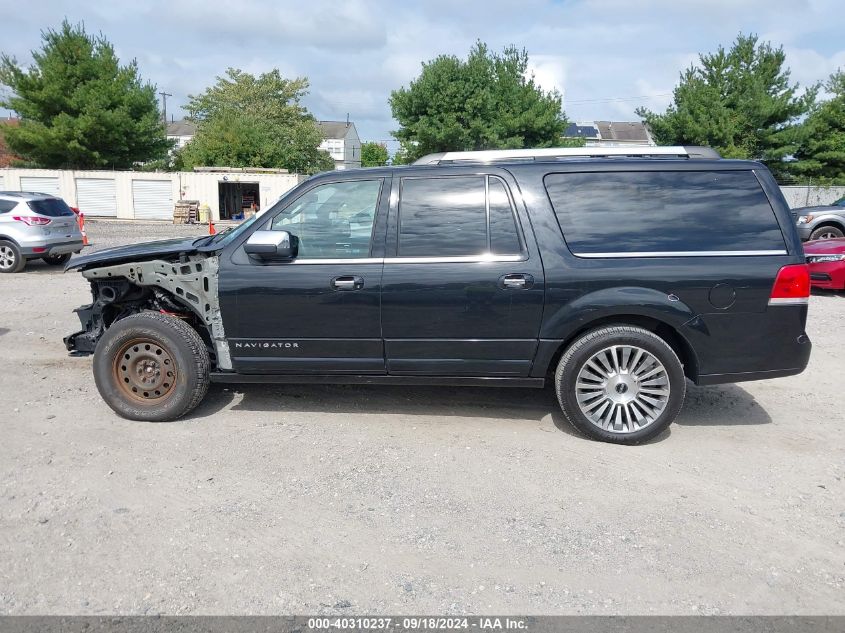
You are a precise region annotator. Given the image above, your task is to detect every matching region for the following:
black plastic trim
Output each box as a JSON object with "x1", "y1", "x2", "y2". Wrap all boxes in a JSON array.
[{"x1": 209, "y1": 373, "x2": 546, "y2": 387}]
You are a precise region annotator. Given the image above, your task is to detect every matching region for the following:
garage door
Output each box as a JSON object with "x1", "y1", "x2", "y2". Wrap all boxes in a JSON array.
[
  {"x1": 20, "y1": 176, "x2": 61, "y2": 198},
  {"x1": 0, "y1": 174, "x2": 5, "y2": 190},
  {"x1": 76, "y1": 178, "x2": 117, "y2": 217},
  {"x1": 132, "y1": 180, "x2": 172, "y2": 220}
]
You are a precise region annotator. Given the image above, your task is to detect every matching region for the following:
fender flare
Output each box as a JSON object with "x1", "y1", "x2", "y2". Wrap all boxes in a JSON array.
[{"x1": 534, "y1": 286, "x2": 700, "y2": 376}]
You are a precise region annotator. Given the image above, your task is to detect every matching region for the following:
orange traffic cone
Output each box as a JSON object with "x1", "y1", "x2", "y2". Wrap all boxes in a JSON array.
[
  {"x1": 78, "y1": 211, "x2": 89, "y2": 246},
  {"x1": 208, "y1": 219, "x2": 216, "y2": 235}
]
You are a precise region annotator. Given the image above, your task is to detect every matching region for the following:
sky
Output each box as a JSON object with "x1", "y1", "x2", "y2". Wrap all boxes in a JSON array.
[{"x1": 1, "y1": 0, "x2": 843, "y2": 150}]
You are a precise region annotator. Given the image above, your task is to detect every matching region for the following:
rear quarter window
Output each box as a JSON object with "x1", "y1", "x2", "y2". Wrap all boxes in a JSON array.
[
  {"x1": 544, "y1": 170, "x2": 786, "y2": 255},
  {"x1": 0, "y1": 200, "x2": 18, "y2": 214}
]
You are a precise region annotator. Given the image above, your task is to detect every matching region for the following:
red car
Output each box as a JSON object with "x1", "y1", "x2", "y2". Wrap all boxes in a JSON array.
[{"x1": 805, "y1": 238, "x2": 845, "y2": 290}]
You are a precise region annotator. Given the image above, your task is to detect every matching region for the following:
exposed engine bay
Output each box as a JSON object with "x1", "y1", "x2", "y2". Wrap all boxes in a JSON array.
[{"x1": 63, "y1": 253, "x2": 232, "y2": 370}]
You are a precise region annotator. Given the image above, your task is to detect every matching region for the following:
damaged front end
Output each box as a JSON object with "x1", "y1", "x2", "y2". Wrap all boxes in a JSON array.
[{"x1": 64, "y1": 254, "x2": 231, "y2": 370}]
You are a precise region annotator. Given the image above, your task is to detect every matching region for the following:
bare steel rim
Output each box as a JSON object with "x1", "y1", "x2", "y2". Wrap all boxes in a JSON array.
[
  {"x1": 0, "y1": 245, "x2": 17, "y2": 270},
  {"x1": 113, "y1": 338, "x2": 178, "y2": 403},
  {"x1": 574, "y1": 344, "x2": 671, "y2": 434}
]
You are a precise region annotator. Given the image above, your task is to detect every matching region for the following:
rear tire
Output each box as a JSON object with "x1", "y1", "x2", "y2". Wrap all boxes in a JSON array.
[
  {"x1": 93, "y1": 312, "x2": 210, "y2": 421},
  {"x1": 554, "y1": 325, "x2": 686, "y2": 444},
  {"x1": 0, "y1": 240, "x2": 26, "y2": 273},
  {"x1": 41, "y1": 253, "x2": 72, "y2": 266},
  {"x1": 809, "y1": 225, "x2": 844, "y2": 241}
]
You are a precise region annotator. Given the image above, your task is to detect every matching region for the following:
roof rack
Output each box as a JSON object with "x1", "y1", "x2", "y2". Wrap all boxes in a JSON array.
[{"x1": 412, "y1": 145, "x2": 720, "y2": 165}]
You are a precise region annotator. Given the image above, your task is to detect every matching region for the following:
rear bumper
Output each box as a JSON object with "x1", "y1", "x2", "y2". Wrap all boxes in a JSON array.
[
  {"x1": 21, "y1": 240, "x2": 84, "y2": 257},
  {"x1": 696, "y1": 364, "x2": 809, "y2": 386},
  {"x1": 694, "y1": 334, "x2": 811, "y2": 385}
]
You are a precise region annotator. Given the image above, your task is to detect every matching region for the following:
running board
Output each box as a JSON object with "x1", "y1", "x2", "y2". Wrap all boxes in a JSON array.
[{"x1": 209, "y1": 373, "x2": 546, "y2": 388}]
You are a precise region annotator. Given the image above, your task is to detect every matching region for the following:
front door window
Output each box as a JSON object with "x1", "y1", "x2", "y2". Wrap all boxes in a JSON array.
[{"x1": 270, "y1": 180, "x2": 382, "y2": 259}]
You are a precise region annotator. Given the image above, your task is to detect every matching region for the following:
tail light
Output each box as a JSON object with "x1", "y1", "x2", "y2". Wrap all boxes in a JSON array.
[
  {"x1": 769, "y1": 264, "x2": 810, "y2": 306},
  {"x1": 13, "y1": 215, "x2": 52, "y2": 226}
]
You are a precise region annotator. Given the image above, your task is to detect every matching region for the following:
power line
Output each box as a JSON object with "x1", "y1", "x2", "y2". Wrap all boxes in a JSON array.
[
  {"x1": 565, "y1": 92, "x2": 673, "y2": 105},
  {"x1": 159, "y1": 91, "x2": 172, "y2": 123}
]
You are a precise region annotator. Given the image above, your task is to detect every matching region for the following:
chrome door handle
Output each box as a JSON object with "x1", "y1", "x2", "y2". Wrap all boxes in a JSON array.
[
  {"x1": 500, "y1": 273, "x2": 534, "y2": 289},
  {"x1": 332, "y1": 276, "x2": 364, "y2": 290}
]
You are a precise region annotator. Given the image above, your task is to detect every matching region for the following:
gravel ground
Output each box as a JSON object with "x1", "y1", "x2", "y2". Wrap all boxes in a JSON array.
[{"x1": 1, "y1": 219, "x2": 843, "y2": 615}]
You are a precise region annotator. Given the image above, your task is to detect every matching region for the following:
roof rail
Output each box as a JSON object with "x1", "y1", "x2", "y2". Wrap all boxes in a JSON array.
[{"x1": 412, "y1": 145, "x2": 720, "y2": 165}]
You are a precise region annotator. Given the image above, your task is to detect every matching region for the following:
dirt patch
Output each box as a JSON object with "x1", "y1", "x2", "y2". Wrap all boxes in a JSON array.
[{"x1": 1, "y1": 221, "x2": 843, "y2": 615}]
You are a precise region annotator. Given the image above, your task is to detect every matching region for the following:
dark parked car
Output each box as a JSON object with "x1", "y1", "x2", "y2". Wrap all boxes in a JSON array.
[
  {"x1": 805, "y1": 237, "x2": 845, "y2": 290},
  {"x1": 793, "y1": 197, "x2": 845, "y2": 241},
  {"x1": 64, "y1": 146, "x2": 811, "y2": 444}
]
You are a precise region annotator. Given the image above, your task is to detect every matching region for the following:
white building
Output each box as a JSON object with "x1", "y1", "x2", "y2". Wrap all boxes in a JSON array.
[
  {"x1": 0, "y1": 167, "x2": 303, "y2": 221},
  {"x1": 166, "y1": 119, "x2": 197, "y2": 150},
  {"x1": 317, "y1": 120, "x2": 361, "y2": 170}
]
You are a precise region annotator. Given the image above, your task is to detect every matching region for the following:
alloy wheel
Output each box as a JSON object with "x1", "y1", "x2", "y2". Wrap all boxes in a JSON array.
[
  {"x1": 575, "y1": 344, "x2": 671, "y2": 433},
  {"x1": 0, "y1": 245, "x2": 17, "y2": 271}
]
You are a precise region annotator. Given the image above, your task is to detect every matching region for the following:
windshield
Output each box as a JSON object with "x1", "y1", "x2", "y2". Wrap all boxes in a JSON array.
[{"x1": 195, "y1": 211, "x2": 266, "y2": 248}]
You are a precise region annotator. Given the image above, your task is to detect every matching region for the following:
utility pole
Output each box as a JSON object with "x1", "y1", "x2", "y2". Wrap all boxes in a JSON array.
[{"x1": 159, "y1": 91, "x2": 172, "y2": 124}]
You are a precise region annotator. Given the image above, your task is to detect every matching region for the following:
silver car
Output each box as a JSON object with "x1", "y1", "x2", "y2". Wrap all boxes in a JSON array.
[
  {"x1": 0, "y1": 191, "x2": 85, "y2": 273},
  {"x1": 792, "y1": 197, "x2": 845, "y2": 241}
]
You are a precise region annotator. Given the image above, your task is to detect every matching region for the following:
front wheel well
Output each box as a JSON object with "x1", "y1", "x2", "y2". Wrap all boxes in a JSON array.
[
  {"x1": 810, "y1": 221, "x2": 845, "y2": 233},
  {"x1": 545, "y1": 315, "x2": 698, "y2": 381},
  {"x1": 68, "y1": 279, "x2": 216, "y2": 363}
]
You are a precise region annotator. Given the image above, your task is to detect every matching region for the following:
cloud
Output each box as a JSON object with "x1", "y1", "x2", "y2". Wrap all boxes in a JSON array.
[{"x1": 526, "y1": 55, "x2": 568, "y2": 97}]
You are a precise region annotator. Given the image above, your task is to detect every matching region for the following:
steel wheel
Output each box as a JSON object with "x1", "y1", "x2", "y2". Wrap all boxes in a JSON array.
[
  {"x1": 574, "y1": 344, "x2": 671, "y2": 434},
  {"x1": 0, "y1": 244, "x2": 18, "y2": 271},
  {"x1": 113, "y1": 338, "x2": 178, "y2": 402}
]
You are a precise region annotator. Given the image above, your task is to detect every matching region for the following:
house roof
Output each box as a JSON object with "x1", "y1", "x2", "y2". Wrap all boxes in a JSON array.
[
  {"x1": 166, "y1": 119, "x2": 197, "y2": 137},
  {"x1": 595, "y1": 120, "x2": 651, "y2": 142},
  {"x1": 317, "y1": 120, "x2": 354, "y2": 139}
]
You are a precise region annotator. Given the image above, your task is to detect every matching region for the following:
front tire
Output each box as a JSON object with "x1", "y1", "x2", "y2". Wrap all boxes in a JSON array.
[
  {"x1": 810, "y1": 225, "x2": 844, "y2": 241},
  {"x1": 42, "y1": 253, "x2": 72, "y2": 266},
  {"x1": 93, "y1": 312, "x2": 210, "y2": 421},
  {"x1": 554, "y1": 326, "x2": 686, "y2": 444},
  {"x1": 0, "y1": 240, "x2": 26, "y2": 273}
]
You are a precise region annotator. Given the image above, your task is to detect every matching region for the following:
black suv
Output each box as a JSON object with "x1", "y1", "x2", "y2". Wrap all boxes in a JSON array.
[{"x1": 64, "y1": 146, "x2": 811, "y2": 444}]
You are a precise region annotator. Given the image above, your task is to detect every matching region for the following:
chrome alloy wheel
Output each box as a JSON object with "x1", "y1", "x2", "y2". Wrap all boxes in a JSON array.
[
  {"x1": 0, "y1": 245, "x2": 16, "y2": 271},
  {"x1": 575, "y1": 345, "x2": 671, "y2": 434}
]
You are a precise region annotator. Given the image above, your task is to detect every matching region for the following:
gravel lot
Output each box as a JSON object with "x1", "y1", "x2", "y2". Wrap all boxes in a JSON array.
[{"x1": 1, "y1": 219, "x2": 843, "y2": 615}]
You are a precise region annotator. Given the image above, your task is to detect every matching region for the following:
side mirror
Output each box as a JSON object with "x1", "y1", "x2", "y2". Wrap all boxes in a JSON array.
[{"x1": 244, "y1": 230, "x2": 299, "y2": 260}]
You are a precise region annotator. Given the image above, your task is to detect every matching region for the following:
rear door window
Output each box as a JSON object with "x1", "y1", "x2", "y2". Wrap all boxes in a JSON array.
[
  {"x1": 27, "y1": 198, "x2": 76, "y2": 217},
  {"x1": 544, "y1": 170, "x2": 786, "y2": 255},
  {"x1": 0, "y1": 200, "x2": 17, "y2": 214}
]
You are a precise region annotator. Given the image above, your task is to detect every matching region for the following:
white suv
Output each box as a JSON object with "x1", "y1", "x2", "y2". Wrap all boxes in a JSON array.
[{"x1": 0, "y1": 192, "x2": 85, "y2": 273}]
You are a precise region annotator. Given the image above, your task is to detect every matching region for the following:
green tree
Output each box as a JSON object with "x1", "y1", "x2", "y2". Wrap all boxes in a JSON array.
[
  {"x1": 789, "y1": 70, "x2": 845, "y2": 184},
  {"x1": 0, "y1": 20, "x2": 169, "y2": 169},
  {"x1": 390, "y1": 42, "x2": 568, "y2": 163},
  {"x1": 361, "y1": 141, "x2": 389, "y2": 167},
  {"x1": 310, "y1": 148, "x2": 336, "y2": 174},
  {"x1": 637, "y1": 34, "x2": 815, "y2": 175},
  {"x1": 182, "y1": 68, "x2": 327, "y2": 174}
]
